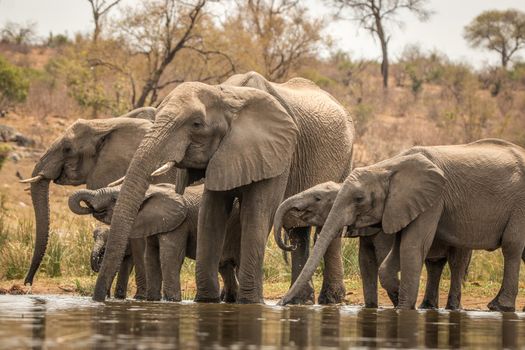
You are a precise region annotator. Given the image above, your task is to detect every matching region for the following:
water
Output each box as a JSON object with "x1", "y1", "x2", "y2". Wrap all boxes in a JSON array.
[{"x1": 0, "y1": 295, "x2": 524, "y2": 349}]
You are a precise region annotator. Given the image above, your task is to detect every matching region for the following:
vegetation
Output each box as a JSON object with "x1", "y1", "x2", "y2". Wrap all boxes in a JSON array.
[
  {"x1": 0, "y1": 1, "x2": 525, "y2": 304},
  {"x1": 464, "y1": 9, "x2": 525, "y2": 69}
]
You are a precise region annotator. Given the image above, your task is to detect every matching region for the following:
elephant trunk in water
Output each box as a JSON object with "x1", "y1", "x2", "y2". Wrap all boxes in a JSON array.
[
  {"x1": 273, "y1": 194, "x2": 306, "y2": 251},
  {"x1": 24, "y1": 141, "x2": 63, "y2": 286},
  {"x1": 93, "y1": 128, "x2": 171, "y2": 301},
  {"x1": 279, "y1": 186, "x2": 354, "y2": 305}
]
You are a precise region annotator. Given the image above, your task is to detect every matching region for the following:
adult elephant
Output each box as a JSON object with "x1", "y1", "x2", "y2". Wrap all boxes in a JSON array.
[
  {"x1": 93, "y1": 71, "x2": 355, "y2": 303},
  {"x1": 280, "y1": 139, "x2": 525, "y2": 311},
  {"x1": 20, "y1": 107, "x2": 175, "y2": 298}
]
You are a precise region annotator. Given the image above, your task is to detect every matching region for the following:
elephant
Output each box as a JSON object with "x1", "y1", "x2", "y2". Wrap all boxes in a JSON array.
[
  {"x1": 90, "y1": 226, "x2": 134, "y2": 299},
  {"x1": 92, "y1": 71, "x2": 355, "y2": 303},
  {"x1": 280, "y1": 139, "x2": 525, "y2": 311},
  {"x1": 69, "y1": 184, "x2": 240, "y2": 302},
  {"x1": 19, "y1": 106, "x2": 179, "y2": 298},
  {"x1": 273, "y1": 181, "x2": 471, "y2": 309}
]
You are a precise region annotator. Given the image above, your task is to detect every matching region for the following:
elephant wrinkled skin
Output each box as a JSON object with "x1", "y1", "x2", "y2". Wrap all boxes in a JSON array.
[
  {"x1": 93, "y1": 71, "x2": 355, "y2": 303},
  {"x1": 69, "y1": 184, "x2": 241, "y2": 302},
  {"x1": 281, "y1": 139, "x2": 525, "y2": 312},
  {"x1": 274, "y1": 181, "x2": 471, "y2": 309}
]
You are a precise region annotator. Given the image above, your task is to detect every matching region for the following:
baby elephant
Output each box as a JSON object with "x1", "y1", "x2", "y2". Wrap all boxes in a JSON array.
[
  {"x1": 90, "y1": 226, "x2": 134, "y2": 299},
  {"x1": 69, "y1": 184, "x2": 240, "y2": 301},
  {"x1": 274, "y1": 181, "x2": 471, "y2": 309}
]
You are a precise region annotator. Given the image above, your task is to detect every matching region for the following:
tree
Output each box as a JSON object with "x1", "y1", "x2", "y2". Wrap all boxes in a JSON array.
[
  {"x1": 86, "y1": 0, "x2": 122, "y2": 44},
  {"x1": 331, "y1": 0, "x2": 431, "y2": 88},
  {"x1": 0, "y1": 21, "x2": 37, "y2": 45},
  {"x1": 464, "y1": 9, "x2": 525, "y2": 69},
  {"x1": 223, "y1": 0, "x2": 324, "y2": 81},
  {"x1": 111, "y1": 0, "x2": 234, "y2": 107}
]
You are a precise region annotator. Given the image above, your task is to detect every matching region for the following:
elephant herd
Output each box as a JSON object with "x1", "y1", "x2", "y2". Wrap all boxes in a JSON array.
[{"x1": 20, "y1": 71, "x2": 525, "y2": 312}]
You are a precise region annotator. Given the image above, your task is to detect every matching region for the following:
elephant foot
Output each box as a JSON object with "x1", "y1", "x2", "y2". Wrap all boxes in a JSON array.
[
  {"x1": 487, "y1": 298, "x2": 515, "y2": 312},
  {"x1": 364, "y1": 302, "x2": 378, "y2": 308},
  {"x1": 419, "y1": 299, "x2": 438, "y2": 310},
  {"x1": 220, "y1": 288, "x2": 237, "y2": 303},
  {"x1": 134, "y1": 293, "x2": 146, "y2": 301},
  {"x1": 236, "y1": 297, "x2": 265, "y2": 304},
  {"x1": 318, "y1": 283, "x2": 346, "y2": 305},
  {"x1": 445, "y1": 297, "x2": 461, "y2": 310},
  {"x1": 387, "y1": 291, "x2": 399, "y2": 307},
  {"x1": 194, "y1": 294, "x2": 221, "y2": 303},
  {"x1": 163, "y1": 296, "x2": 182, "y2": 302}
]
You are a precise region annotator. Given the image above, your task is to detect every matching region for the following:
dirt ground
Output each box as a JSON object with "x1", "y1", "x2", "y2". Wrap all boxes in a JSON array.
[{"x1": 1, "y1": 277, "x2": 524, "y2": 311}]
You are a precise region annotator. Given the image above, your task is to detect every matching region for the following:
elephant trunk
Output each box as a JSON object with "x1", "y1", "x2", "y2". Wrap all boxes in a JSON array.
[
  {"x1": 24, "y1": 143, "x2": 64, "y2": 286},
  {"x1": 273, "y1": 194, "x2": 306, "y2": 251},
  {"x1": 93, "y1": 130, "x2": 166, "y2": 301},
  {"x1": 68, "y1": 190, "x2": 96, "y2": 215},
  {"x1": 279, "y1": 189, "x2": 354, "y2": 305}
]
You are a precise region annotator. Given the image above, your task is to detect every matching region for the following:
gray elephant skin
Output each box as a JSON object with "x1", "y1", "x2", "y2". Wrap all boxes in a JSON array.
[
  {"x1": 69, "y1": 184, "x2": 240, "y2": 302},
  {"x1": 273, "y1": 181, "x2": 471, "y2": 309},
  {"x1": 20, "y1": 107, "x2": 170, "y2": 298},
  {"x1": 93, "y1": 71, "x2": 355, "y2": 303},
  {"x1": 281, "y1": 139, "x2": 525, "y2": 312},
  {"x1": 90, "y1": 226, "x2": 133, "y2": 299}
]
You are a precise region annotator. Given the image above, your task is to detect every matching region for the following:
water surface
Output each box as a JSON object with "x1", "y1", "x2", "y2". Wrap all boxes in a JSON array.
[{"x1": 0, "y1": 295, "x2": 524, "y2": 349}]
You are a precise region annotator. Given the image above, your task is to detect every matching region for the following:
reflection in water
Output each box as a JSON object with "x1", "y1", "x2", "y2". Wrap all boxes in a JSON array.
[{"x1": 0, "y1": 295, "x2": 524, "y2": 349}]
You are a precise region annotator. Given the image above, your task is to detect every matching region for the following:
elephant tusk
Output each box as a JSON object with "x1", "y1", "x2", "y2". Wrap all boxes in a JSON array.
[
  {"x1": 108, "y1": 176, "x2": 125, "y2": 187},
  {"x1": 151, "y1": 161, "x2": 175, "y2": 177},
  {"x1": 19, "y1": 175, "x2": 43, "y2": 183}
]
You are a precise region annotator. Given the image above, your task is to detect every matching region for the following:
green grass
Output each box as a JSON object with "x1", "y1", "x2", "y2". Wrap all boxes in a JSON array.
[{"x1": 0, "y1": 189, "x2": 518, "y2": 301}]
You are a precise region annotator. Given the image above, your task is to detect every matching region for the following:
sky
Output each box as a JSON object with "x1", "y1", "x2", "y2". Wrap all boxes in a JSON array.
[{"x1": 0, "y1": 0, "x2": 524, "y2": 68}]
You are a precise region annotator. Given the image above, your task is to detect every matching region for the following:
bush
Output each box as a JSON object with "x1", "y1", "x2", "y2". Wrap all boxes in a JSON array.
[
  {"x1": 0, "y1": 143, "x2": 10, "y2": 171},
  {"x1": 0, "y1": 55, "x2": 29, "y2": 109}
]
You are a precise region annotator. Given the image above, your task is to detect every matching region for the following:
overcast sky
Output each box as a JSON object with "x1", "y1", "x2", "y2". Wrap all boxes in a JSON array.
[{"x1": 1, "y1": 0, "x2": 524, "y2": 68}]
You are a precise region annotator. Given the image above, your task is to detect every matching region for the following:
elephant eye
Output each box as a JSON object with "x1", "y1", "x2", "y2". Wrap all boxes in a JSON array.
[
  {"x1": 314, "y1": 196, "x2": 321, "y2": 202},
  {"x1": 354, "y1": 195, "x2": 365, "y2": 203},
  {"x1": 192, "y1": 121, "x2": 204, "y2": 129}
]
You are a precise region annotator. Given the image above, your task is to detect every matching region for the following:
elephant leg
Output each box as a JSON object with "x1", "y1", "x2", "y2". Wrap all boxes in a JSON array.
[
  {"x1": 318, "y1": 234, "x2": 346, "y2": 305},
  {"x1": 397, "y1": 201, "x2": 442, "y2": 309},
  {"x1": 488, "y1": 216, "x2": 525, "y2": 312},
  {"x1": 114, "y1": 254, "x2": 134, "y2": 299},
  {"x1": 130, "y1": 237, "x2": 147, "y2": 300},
  {"x1": 359, "y1": 237, "x2": 379, "y2": 308},
  {"x1": 287, "y1": 227, "x2": 315, "y2": 305},
  {"x1": 445, "y1": 248, "x2": 471, "y2": 310},
  {"x1": 237, "y1": 174, "x2": 289, "y2": 304},
  {"x1": 219, "y1": 260, "x2": 238, "y2": 303},
  {"x1": 195, "y1": 190, "x2": 234, "y2": 303},
  {"x1": 145, "y1": 236, "x2": 162, "y2": 301},
  {"x1": 379, "y1": 234, "x2": 401, "y2": 307},
  {"x1": 159, "y1": 232, "x2": 186, "y2": 302},
  {"x1": 419, "y1": 258, "x2": 446, "y2": 309}
]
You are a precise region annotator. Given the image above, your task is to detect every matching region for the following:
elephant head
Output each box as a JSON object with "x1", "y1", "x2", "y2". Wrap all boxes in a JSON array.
[
  {"x1": 273, "y1": 181, "x2": 342, "y2": 251},
  {"x1": 21, "y1": 108, "x2": 155, "y2": 286},
  {"x1": 91, "y1": 227, "x2": 110, "y2": 273},
  {"x1": 93, "y1": 82, "x2": 299, "y2": 300},
  {"x1": 70, "y1": 183, "x2": 189, "y2": 270},
  {"x1": 279, "y1": 152, "x2": 446, "y2": 304}
]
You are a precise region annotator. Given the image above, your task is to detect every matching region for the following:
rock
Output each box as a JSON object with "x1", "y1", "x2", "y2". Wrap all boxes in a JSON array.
[{"x1": 0, "y1": 124, "x2": 35, "y2": 147}]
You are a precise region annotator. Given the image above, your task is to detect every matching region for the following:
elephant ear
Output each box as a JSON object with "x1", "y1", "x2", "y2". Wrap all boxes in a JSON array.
[
  {"x1": 129, "y1": 186, "x2": 187, "y2": 238},
  {"x1": 205, "y1": 87, "x2": 299, "y2": 191},
  {"x1": 381, "y1": 153, "x2": 445, "y2": 234}
]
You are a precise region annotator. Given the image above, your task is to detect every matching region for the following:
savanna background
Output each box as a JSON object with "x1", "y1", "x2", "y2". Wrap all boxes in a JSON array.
[{"x1": 0, "y1": 0, "x2": 524, "y2": 308}]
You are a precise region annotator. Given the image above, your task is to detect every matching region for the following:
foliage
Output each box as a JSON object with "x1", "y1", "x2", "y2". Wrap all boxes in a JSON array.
[
  {"x1": 0, "y1": 21, "x2": 37, "y2": 46},
  {"x1": 464, "y1": 9, "x2": 525, "y2": 68},
  {"x1": 0, "y1": 144, "x2": 10, "y2": 171},
  {"x1": 0, "y1": 55, "x2": 30, "y2": 109},
  {"x1": 330, "y1": 0, "x2": 432, "y2": 88}
]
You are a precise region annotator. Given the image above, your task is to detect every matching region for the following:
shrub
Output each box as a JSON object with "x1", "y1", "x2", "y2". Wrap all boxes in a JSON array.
[{"x1": 0, "y1": 55, "x2": 29, "y2": 109}]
